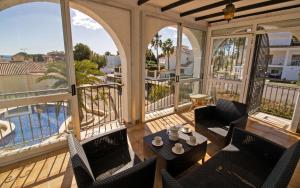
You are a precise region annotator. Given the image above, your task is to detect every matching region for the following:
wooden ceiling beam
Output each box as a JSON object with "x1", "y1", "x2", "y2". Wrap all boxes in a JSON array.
[
  {"x1": 161, "y1": 0, "x2": 194, "y2": 12},
  {"x1": 195, "y1": 0, "x2": 292, "y2": 21},
  {"x1": 138, "y1": 0, "x2": 150, "y2": 6},
  {"x1": 209, "y1": 4, "x2": 300, "y2": 23},
  {"x1": 180, "y1": 0, "x2": 241, "y2": 17}
]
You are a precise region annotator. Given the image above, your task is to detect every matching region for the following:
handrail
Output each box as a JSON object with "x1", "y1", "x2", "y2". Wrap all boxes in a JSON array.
[{"x1": 76, "y1": 83, "x2": 123, "y2": 89}]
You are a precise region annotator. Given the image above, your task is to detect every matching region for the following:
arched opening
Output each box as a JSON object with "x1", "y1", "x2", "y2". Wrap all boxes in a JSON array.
[
  {"x1": 144, "y1": 25, "x2": 206, "y2": 114},
  {"x1": 0, "y1": 0, "x2": 127, "y2": 148}
]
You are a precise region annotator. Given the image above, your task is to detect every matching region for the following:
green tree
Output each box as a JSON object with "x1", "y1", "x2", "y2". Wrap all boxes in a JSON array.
[
  {"x1": 162, "y1": 38, "x2": 175, "y2": 70},
  {"x1": 37, "y1": 60, "x2": 104, "y2": 121},
  {"x1": 104, "y1": 51, "x2": 112, "y2": 56},
  {"x1": 91, "y1": 52, "x2": 107, "y2": 70},
  {"x1": 150, "y1": 33, "x2": 162, "y2": 71},
  {"x1": 32, "y1": 54, "x2": 45, "y2": 62},
  {"x1": 145, "y1": 49, "x2": 156, "y2": 62},
  {"x1": 145, "y1": 60, "x2": 158, "y2": 71},
  {"x1": 74, "y1": 43, "x2": 92, "y2": 61},
  {"x1": 148, "y1": 85, "x2": 170, "y2": 102}
]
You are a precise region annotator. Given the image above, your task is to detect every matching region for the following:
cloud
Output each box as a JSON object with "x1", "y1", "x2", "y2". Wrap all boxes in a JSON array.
[
  {"x1": 166, "y1": 26, "x2": 177, "y2": 31},
  {"x1": 71, "y1": 9, "x2": 103, "y2": 30}
]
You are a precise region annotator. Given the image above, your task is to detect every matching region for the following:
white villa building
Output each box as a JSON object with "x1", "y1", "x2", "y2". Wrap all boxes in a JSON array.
[
  {"x1": 267, "y1": 32, "x2": 300, "y2": 81},
  {"x1": 156, "y1": 46, "x2": 194, "y2": 78},
  {"x1": 101, "y1": 55, "x2": 121, "y2": 74}
]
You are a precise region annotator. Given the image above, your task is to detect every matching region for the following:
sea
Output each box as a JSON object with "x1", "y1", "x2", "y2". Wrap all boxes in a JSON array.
[{"x1": 0, "y1": 55, "x2": 12, "y2": 61}]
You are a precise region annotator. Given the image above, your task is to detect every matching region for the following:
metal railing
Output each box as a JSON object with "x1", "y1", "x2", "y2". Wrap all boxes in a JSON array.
[
  {"x1": 207, "y1": 80, "x2": 241, "y2": 102},
  {"x1": 0, "y1": 101, "x2": 70, "y2": 149},
  {"x1": 0, "y1": 88, "x2": 69, "y2": 101},
  {"x1": 145, "y1": 78, "x2": 175, "y2": 113},
  {"x1": 260, "y1": 83, "x2": 300, "y2": 119},
  {"x1": 179, "y1": 78, "x2": 203, "y2": 105},
  {"x1": 77, "y1": 83, "x2": 123, "y2": 131}
]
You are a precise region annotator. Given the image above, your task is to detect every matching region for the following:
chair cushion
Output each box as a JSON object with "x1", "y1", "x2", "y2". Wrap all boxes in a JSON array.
[
  {"x1": 196, "y1": 119, "x2": 229, "y2": 146},
  {"x1": 93, "y1": 157, "x2": 157, "y2": 188},
  {"x1": 94, "y1": 146, "x2": 141, "y2": 181},
  {"x1": 216, "y1": 99, "x2": 247, "y2": 123},
  {"x1": 178, "y1": 144, "x2": 272, "y2": 188},
  {"x1": 68, "y1": 134, "x2": 95, "y2": 182},
  {"x1": 262, "y1": 141, "x2": 300, "y2": 188}
]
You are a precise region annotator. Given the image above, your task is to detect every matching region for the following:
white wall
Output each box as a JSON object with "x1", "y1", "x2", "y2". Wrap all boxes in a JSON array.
[
  {"x1": 270, "y1": 50, "x2": 286, "y2": 65},
  {"x1": 101, "y1": 55, "x2": 121, "y2": 74},
  {"x1": 269, "y1": 32, "x2": 292, "y2": 46},
  {"x1": 0, "y1": 74, "x2": 54, "y2": 94},
  {"x1": 282, "y1": 66, "x2": 300, "y2": 80}
]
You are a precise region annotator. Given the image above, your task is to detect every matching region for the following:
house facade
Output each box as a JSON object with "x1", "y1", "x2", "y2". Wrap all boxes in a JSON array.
[{"x1": 267, "y1": 32, "x2": 300, "y2": 81}]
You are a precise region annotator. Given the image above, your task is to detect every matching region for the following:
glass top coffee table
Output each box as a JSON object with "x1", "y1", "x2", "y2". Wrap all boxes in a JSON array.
[{"x1": 143, "y1": 129, "x2": 207, "y2": 188}]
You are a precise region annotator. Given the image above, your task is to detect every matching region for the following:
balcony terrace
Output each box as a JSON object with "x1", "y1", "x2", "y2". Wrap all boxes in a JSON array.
[
  {"x1": 1, "y1": 0, "x2": 300, "y2": 187},
  {"x1": 0, "y1": 110, "x2": 299, "y2": 188}
]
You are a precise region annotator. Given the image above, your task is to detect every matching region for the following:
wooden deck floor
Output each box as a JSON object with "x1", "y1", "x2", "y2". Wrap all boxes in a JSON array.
[{"x1": 0, "y1": 110, "x2": 299, "y2": 188}]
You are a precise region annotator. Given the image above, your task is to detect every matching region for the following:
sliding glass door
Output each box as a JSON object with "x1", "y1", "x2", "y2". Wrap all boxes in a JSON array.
[
  {"x1": 0, "y1": 0, "x2": 78, "y2": 150},
  {"x1": 206, "y1": 35, "x2": 252, "y2": 103}
]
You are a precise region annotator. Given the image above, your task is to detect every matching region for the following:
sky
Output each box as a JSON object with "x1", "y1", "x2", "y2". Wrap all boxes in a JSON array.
[{"x1": 0, "y1": 2, "x2": 191, "y2": 56}]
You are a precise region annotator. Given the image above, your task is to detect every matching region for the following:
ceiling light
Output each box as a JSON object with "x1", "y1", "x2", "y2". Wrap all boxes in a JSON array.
[{"x1": 223, "y1": 3, "x2": 236, "y2": 22}]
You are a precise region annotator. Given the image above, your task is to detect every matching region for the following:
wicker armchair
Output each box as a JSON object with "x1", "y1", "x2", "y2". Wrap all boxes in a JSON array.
[
  {"x1": 195, "y1": 99, "x2": 248, "y2": 147},
  {"x1": 68, "y1": 127, "x2": 157, "y2": 188},
  {"x1": 161, "y1": 128, "x2": 300, "y2": 188}
]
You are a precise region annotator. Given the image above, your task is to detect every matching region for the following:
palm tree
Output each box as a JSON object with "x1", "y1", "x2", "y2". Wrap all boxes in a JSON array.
[
  {"x1": 150, "y1": 33, "x2": 162, "y2": 72},
  {"x1": 161, "y1": 38, "x2": 175, "y2": 70},
  {"x1": 37, "y1": 60, "x2": 104, "y2": 121}
]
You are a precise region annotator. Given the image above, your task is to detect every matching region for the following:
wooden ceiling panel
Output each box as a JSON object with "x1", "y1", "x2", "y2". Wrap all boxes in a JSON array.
[
  {"x1": 190, "y1": 0, "x2": 269, "y2": 18},
  {"x1": 205, "y1": 1, "x2": 299, "y2": 22},
  {"x1": 170, "y1": 0, "x2": 222, "y2": 13},
  {"x1": 138, "y1": 0, "x2": 300, "y2": 24},
  {"x1": 233, "y1": 1, "x2": 300, "y2": 17},
  {"x1": 148, "y1": 0, "x2": 176, "y2": 8}
]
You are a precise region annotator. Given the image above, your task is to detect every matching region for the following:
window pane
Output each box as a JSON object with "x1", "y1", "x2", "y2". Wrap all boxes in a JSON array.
[
  {"x1": 0, "y1": 100, "x2": 70, "y2": 149},
  {"x1": 181, "y1": 27, "x2": 205, "y2": 78},
  {"x1": 0, "y1": 2, "x2": 68, "y2": 101},
  {"x1": 211, "y1": 37, "x2": 248, "y2": 81}
]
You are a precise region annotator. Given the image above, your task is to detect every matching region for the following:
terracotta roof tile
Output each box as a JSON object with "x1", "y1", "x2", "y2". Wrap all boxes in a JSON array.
[{"x1": 0, "y1": 62, "x2": 46, "y2": 76}]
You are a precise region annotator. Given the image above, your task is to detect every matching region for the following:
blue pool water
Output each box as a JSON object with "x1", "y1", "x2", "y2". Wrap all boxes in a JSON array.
[{"x1": 0, "y1": 105, "x2": 69, "y2": 148}]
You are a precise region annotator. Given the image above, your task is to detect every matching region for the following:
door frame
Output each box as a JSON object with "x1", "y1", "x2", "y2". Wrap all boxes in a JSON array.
[{"x1": 206, "y1": 34, "x2": 254, "y2": 103}]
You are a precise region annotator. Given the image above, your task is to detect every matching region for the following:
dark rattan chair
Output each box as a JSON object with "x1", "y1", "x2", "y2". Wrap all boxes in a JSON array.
[
  {"x1": 68, "y1": 127, "x2": 157, "y2": 188},
  {"x1": 161, "y1": 128, "x2": 300, "y2": 188},
  {"x1": 195, "y1": 99, "x2": 248, "y2": 147}
]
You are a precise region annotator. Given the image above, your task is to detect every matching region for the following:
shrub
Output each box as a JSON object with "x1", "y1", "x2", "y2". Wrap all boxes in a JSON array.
[{"x1": 148, "y1": 85, "x2": 170, "y2": 102}]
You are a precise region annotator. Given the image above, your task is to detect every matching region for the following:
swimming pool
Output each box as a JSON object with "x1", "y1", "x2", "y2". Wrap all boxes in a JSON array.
[{"x1": 0, "y1": 104, "x2": 70, "y2": 148}]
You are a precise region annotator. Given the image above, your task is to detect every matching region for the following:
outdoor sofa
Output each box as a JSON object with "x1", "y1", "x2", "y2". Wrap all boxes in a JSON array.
[
  {"x1": 161, "y1": 128, "x2": 300, "y2": 188},
  {"x1": 195, "y1": 99, "x2": 248, "y2": 147}
]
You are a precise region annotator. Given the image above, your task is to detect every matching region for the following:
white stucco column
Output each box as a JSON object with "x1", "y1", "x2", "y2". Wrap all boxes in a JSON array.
[
  {"x1": 131, "y1": 7, "x2": 142, "y2": 123},
  {"x1": 61, "y1": 0, "x2": 81, "y2": 139},
  {"x1": 291, "y1": 91, "x2": 300, "y2": 133},
  {"x1": 174, "y1": 23, "x2": 182, "y2": 110},
  {"x1": 284, "y1": 49, "x2": 290, "y2": 66}
]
